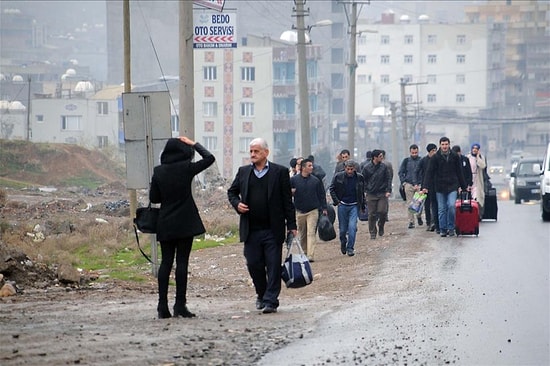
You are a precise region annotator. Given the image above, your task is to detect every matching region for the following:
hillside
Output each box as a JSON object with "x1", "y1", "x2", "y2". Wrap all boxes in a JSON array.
[{"x1": 0, "y1": 140, "x2": 125, "y2": 188}]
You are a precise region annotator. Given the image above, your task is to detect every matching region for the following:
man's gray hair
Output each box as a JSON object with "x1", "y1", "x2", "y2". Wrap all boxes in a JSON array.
[{"x1": 249, "y1": 138, "x2": 268, "y2": 150}]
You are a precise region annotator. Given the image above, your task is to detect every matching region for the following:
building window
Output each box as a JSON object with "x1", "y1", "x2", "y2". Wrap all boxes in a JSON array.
[
  {"x1": 97, "y1": 102, "x2": 108, "y2": 115},
  {"x1": 428, "y1": 54, "x2": 437, "y2": 64},
  {"x1": 456, "y1": 94, "x2": 465, "y2": 103},
  {"x1": 171, "y1": 115, "x2": 179, "y2": 133},
  {"x1": 427, "y1": 74, "x2": 437, "y2": 84},
  {"x1": 381, "y1": 35, "x2": 390, "y2": 44},
  {"x1": 332, "y1": 98, "x2": 344, "y2": 114},
  {"x1": 240, "y1": 102, "x2": 254, "y2": 117},
  {"x1": 404, "y1": 55, "x2": 413, "y2": 64},
  {"x1": 241, "y1": 67, "x2": 255, "y2": 81},
  {"x1": 380, "y1": 74, "x2": 389, "y2": 84},
  {"x1": 61, "y1": 115, "x2": 81, "y2": 131},
  {"x1": 380, "y1": 55, "x2": 390, "y2": 64},
  {"x1": 427, "y1": 34, "x2": 437, "y2": 44},
  {"x1": 98, "y1": 136, "x2": 108, "y2": 148},
  {"x1": 357, "y1": 35, "x2": 367, "y2": 45},
  {"x1": 239, "y1": 137, "x2": 254, "y2": 152},
  {"x1": 357, "y1": 55, "x2": 366, "y2": 64},
  {"x1": 457, "y1": 34, "x2": 466, "y2": 45},
  {"x1": 331, "y1": 73, "x2": 344, "y2": 89},
  {"x1": 357, "y1": 74, "x2": 367, "y2": 84},
  {"x1": 203, "y1": 136, "x2": 217, "y2": 151},
  {"x1": 457, "y1": 55, "x2": 466, "y2": 64},
  {"x1": 331, "y1": 23, "x2": 344, "y2": 39},
  {"x1": 331, "y1": 48, "x2": 344, "y2": 64},
  {"x1": 404, "y1": 35, "x2": 413, "y2": 44},
  {"x1": 203, "y1": 66, "x2": 217, "y2": 81},
  {"x1": 36, "y1": 115, "x2": 44, "y2": 123},
  {"x1": 380, "y1": 94, "x2": 390, "y2": 103},
  {"x1": 203, "y1": 102, "x2": 218, "y2": 117},
  {"x1": 456, "y1": 74, "x2": 465, "y2": 84},
  {"x1": 427, "y1": 94, "x2": 437, "y2": 103},
  {"x1": 406, "y1": 94, "x2": 413, "y2": 103},
  {"x1": 403, "y1": 75, "x2": 413, "y2": 83}
]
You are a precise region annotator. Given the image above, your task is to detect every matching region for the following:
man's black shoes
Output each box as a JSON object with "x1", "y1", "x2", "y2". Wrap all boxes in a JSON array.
[
  {"x1": 262, "y1": 305, "x2": 277, "y2": 314},
  {"x1": 255, "y1": 298, "x2": 265, "y2": 310}
]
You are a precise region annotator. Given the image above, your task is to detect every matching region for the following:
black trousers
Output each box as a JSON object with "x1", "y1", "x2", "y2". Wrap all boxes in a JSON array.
[
  {"x1": 158, "y1": 237, "x2": 193, "y2": 306},
  {"x1": 244, "y1": 229, "x2": 282, "y2": 308}
]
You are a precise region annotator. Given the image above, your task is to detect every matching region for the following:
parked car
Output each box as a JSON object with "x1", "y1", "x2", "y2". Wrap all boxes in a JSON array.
[
  {"x1": 510, "y1": 158, "x2": 543, "y2": 204},
  {"x1": 541, "y1": 143, "x2": 550, "y2": 221}
]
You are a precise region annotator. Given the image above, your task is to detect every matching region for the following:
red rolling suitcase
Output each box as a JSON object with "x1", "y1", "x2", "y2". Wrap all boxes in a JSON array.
[{"x1": 455, "y1": 192, "x2": 479, "y2": 236}]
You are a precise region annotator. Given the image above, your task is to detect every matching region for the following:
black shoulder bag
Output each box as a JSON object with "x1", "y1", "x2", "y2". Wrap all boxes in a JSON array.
[{"x1": 132, "y1": 203, "x2": 159, "y2": 263}]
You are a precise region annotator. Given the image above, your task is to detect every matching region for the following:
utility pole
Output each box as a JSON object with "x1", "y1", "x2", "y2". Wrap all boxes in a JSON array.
[
  {"x1": 347, "y1": 1, "x2": 357, "y2": 158},
  {"x1": 26, "y1": 76, "x2": 31, "y2": 141},
  {"x1": 400, "y1": 78, "x2": 408, "y2": 156},
  {"x1": 180, "y1": 0, "x2": 195, "y2": 139},
  {"x1": 295, "y1": 0, "x2": 311, "y2": 157},
  {"x1": 400, "y1": 78, "x2": 428, "y2": 155},
  {"x1": 390, "y1": 101, "x2": 399, "y2": 198}
]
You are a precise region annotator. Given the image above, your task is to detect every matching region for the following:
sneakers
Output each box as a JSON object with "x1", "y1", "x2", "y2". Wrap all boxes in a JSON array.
[
  {"x1": 347, "y1": 249, "x2": 355, "y2": 256},
  {"x1": 440, "y1": 230, "x2": 448, "y2": 237},
  {"x1": 448, "y1": 230, "x2": 455, "y2": 237},
  {"x1": 428, "y1": 224, "x2": 436, "y2": 232},
  {"x1": 417, "y1": 217, "x2": 423, "y2": 226},
  {"x1": 262, "y1": 305, "x2": 277, "y2": 314},
  {"x1": 408, "y1": 222, "x2": 415, "y2": 229}
]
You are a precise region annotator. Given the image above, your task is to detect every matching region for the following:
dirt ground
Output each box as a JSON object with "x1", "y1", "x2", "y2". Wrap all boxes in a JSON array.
[
  {"x1": 0, "y1": 186, "x2": 420, "y2": 366},
  {"x1": 0, "y1": 142, "x2": 422, "y2": 365}
]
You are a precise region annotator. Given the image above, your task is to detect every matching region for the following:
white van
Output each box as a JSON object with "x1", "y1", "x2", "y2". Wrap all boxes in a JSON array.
[{"x1": 541, "y1": 142, "x2": 550, "y2": 221}]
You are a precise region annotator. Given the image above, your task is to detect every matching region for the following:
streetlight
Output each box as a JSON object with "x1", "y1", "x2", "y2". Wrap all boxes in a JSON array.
[{"x1": 282, "y1": 1, "x2": 332, "y2": 157}]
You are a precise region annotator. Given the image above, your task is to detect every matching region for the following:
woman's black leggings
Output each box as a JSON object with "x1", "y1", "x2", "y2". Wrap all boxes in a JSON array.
[{"x1": 157, "y1": 237, "x2": 193, "y2": 305}]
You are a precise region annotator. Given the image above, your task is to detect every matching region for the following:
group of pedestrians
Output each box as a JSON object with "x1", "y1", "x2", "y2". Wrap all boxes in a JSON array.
[{"x1": 149, "y1": 135, "x2": 490, "y2": 318}]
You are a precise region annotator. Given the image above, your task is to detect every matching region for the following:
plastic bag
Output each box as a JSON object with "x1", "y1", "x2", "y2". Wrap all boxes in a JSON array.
[{"x1": 408, "y1": 192, "x2": 427, "y2": 214}]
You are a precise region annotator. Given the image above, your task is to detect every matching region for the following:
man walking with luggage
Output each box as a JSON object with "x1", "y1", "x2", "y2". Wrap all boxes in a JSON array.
[{"x1": 422, "y1": 137, "x2": 468, "y2": 237}]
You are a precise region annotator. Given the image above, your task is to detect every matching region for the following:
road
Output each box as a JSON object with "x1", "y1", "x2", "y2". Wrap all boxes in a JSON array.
[{"x1": 259, "y1": 200, "x2": 550, "y2": 365}]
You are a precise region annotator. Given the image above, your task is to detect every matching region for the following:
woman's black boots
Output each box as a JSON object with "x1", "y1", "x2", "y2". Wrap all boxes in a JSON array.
[
  {"x1": 173, "y1": 303, "x2": 196, "y2": 318},
  {"x1": 157, "y1": 301, "x2": 172, "y2": 319}
]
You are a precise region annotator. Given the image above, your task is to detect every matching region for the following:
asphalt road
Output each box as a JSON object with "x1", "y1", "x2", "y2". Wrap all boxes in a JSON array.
[{"x1": 259, "y1": 199, "x2": 550, "y2": 365}]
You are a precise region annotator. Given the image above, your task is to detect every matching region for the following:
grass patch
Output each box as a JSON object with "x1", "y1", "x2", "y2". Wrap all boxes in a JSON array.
[
  {"x1": 0, "y1": 178, "x2": 31, "y2": 189},
  {"x1": 64, "y1": 174, "x2": 105, "y2": 190}
]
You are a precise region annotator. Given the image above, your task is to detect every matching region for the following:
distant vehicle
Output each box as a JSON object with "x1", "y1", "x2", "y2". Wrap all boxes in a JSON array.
[
  {"x1": 488, "y1": 165, "x2": 505, "y2": 175},
  {"x1": 540, "y1": 143, "x2": 550, "y2": 221},
  {"x1": 510, "y1": 157, "x2": 543, "y2": 204}
]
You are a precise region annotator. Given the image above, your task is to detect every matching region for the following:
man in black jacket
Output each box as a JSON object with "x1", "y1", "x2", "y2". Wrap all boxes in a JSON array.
[
  {"x1": 329, "y1": 160, "x2": 365, "y2": 256},
  {"x1": 422, "y1": 137, "x2": 468, "y2": 237},
  {"x1": 362, "y1": 149, "x2": 392, "y2": 239},
  {"x1": 228, "y1": 138, "x2": 297, "y2": 314}
]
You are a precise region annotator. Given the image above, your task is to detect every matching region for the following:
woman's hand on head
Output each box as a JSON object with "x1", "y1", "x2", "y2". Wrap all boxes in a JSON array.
[{"x1": 179, "y1": 136, "x2": 196, "y2": 146}]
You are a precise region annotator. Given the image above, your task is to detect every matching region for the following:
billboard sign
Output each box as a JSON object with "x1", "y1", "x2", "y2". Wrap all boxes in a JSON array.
[{"x1": 193, "y1": 12, "x2": 237, "y2": 49}]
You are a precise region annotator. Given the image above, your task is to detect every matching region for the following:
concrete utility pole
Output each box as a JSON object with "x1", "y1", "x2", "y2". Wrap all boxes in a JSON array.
[
  {"x1": 347, "y1": 1, "x2": 357, "y2": 158},
  {"x1": 295, "y1": 0, "x2": 311, "y2": 158},
  {"x1": 390, "y1": 101, "x2": 399, "y2": 198},
  {"x1": 123, "y1": 0, "x2": 137, "y2": 223},
  {"x1": 400, "y1": 78, "x2": 427, "y2": 155},
  {"x1": 180, "y1": 0, "x2": 195, "y2": 139}
]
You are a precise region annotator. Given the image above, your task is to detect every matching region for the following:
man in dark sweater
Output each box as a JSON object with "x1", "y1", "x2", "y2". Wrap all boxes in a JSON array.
[
  {"x1": 228, "y1": 138, "x2": 297, "y2": 314},
  {"x1": 291, "y1": 158, "x2": 327, "y2": 262}
]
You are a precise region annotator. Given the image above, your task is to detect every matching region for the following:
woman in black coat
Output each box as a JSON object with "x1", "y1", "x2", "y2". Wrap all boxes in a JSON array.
[{"x1": 150, "y1": 136, "x2": 215, "y2": 319}]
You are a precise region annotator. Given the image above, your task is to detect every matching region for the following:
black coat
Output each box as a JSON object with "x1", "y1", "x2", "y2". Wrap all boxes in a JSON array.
[
  {"x1": 227, "y1": 162, "x2": 297, "y2": 244},
  {"x1": 150, "y1": 141, "x2": 215, "y2": 242},
  {"x1": 423, "y1": 149, "x2": 467, "y2": 194}
]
